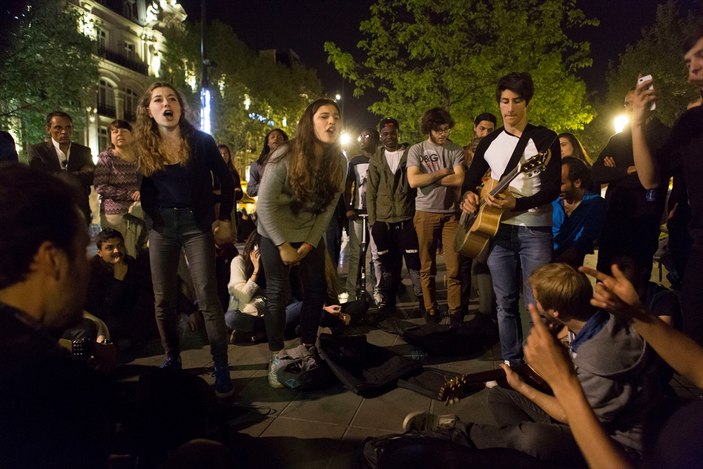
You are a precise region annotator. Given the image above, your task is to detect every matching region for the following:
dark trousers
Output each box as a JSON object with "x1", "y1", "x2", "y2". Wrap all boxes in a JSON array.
[
  {"x1": 372, "y1": 219, "x2": 422, "y2": 307},
  {"x1": 259, "y1": 236, "x2": 327, "y2": 351},
  {"x1": 149, "y1": 209, "x2": 228, "y2": 367},
  {"x1": 467, "y1": 387, "x2": 586, "y2": 465}
]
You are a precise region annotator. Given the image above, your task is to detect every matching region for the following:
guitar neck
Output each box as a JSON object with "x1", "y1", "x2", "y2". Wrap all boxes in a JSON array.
[{"x1": 489, "y1": 164, "x2": 521, "y2": 198}]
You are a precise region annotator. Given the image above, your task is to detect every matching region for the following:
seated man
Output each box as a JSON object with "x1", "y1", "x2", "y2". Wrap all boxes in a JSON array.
[
  {"x1": 403, "y1": 262, "x2": 666, "y2": 466},
  {"x1": 520, "y1": 263, "x2": 703, "y2": 468},
  {"x1": 552, "y1": 157, "x2": 607, "y2": 267},
  {"x1": 0, "y1": 165, "x2": 109, "y2": 468},
  {"x1": 84, "y1": 228, "x2": 140, "y2": 348}
]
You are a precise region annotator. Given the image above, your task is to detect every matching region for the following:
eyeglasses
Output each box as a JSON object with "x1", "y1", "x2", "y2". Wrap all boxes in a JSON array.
[{"x1": 433, "y1": 127, "x2": 451, "y2": 135}]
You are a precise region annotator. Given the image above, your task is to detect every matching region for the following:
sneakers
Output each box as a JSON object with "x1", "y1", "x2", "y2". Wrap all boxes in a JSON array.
[
  {"x1": 268, "y1": 351, "x2": 286, "y2": 389},
  {"x1": 402, "y1": 411, "x2": 459, "y2": 433},
  {"x1": 160, "y1": 354, "x2": 182, "y2": 370},
  {"x1": 372, "y1": 291, "x2": 384, "y2": 307},
  {"x1": 213, "y1": 366, "x2": 235, "y2": 398}
]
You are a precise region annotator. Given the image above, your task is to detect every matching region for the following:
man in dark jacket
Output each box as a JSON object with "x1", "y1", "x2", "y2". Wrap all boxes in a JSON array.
[
  {"x1": 591, "y1": 90, "x2": 669, "y2": 277},
  {"x1": 29, "y1": 111, "x2": 95, "y2": 221},
  {"x1": 367, "y1": 118, "x2": 423, "y2": 316},
  {"x1": 0, "y1": 165, "x2": 108, "y2": 468}
]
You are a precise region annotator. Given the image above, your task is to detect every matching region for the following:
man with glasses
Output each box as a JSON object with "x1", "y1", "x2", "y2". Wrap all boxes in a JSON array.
[
  {"x1": 591, "y1": 89, "x2": 669, "y2": 278},
  {"x1": 408, "y1": 108, "x2": 465, "y2": 324},
  {"x1": 461, "y1": 72, "x2": 561, "y2": 365}
]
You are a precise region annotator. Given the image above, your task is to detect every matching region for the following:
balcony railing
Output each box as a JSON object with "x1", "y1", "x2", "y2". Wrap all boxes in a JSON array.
[{"x1": 97, "y1": 46, "x2": 148, "y2": 75}]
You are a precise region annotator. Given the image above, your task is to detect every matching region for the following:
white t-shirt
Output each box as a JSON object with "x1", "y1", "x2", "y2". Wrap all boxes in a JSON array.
[
  {"x1": 384, "y1": 149, "x2": 403, "y2": 175},
  {"x1": 483, "y1": 130, "x2": 551, "y2": 226}
]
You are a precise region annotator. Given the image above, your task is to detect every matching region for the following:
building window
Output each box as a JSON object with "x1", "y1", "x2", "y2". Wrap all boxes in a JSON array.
[
  {"x1": 123, "y1": 0, "x2": 135, "y2": 20},
  {"x1": 96, "y1": 28, "x2": 107, "y2": 52},
  {"x1": 98, "y1": 79, "x2": 116, "y2": 118},
  {"x1": 122, "y1": 87, "x2": 139, "y2": 121},
  {"x1": 124, "y1": 42, "x2": 136, "y2": 62},
  {"x1": 98, "y1": 126, "x2": 109, "y2": 153}
]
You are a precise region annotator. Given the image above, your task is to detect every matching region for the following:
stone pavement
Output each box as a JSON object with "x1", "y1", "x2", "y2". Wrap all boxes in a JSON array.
[{"x1": 123, "y1": 248, "x2": 701, "y2": 468}]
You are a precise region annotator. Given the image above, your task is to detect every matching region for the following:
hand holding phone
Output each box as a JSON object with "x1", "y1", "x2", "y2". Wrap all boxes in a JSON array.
[{"x1": 638, "y1": 74, "x2": 656, "y2": 111}]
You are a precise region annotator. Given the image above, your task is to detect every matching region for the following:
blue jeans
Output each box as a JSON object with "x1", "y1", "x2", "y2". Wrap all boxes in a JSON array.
[
  {"x1": 224, "y1": 300, "x2": 303, "y2": 339},
  {"x1": 259, "y1": 236, "x2": 327, "y2": 351},
  {"x1": 486, "y1": 224, "x2": 552, "y2": 363},
  {"x1": 149, "y1": 208, "x2": 228, "y2": 367}
]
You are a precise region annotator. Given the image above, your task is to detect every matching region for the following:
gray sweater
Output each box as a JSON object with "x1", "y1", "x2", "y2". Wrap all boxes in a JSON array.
[
  {"x1": 573, "y1": 313, "x2": 664, "y2": 452},
  {"x1": 256, "y1": 149, "x2": 344, "y2": 247}
]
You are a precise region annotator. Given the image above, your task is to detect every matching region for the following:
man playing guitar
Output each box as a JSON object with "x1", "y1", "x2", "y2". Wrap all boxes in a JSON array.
[{"x1": 460, "y1": 72, "x2": 560, "y2": 366}]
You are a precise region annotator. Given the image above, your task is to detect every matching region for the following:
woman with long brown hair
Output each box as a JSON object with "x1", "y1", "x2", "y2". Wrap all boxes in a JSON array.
[
  {"x1": 135, "y1": 82, "x2": 235, "y2": 398},
  {"x1": 256, "y1": 98, "x2": 346, "y2": 388}
]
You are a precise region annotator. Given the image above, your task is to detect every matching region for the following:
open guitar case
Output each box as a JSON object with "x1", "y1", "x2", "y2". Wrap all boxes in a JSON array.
[
  {"x1": 318, "y1": 333, "x2": 422, "y2": 398},
  {"x1": 372, "y1": 316, "x2": 500, "y2": 400}
]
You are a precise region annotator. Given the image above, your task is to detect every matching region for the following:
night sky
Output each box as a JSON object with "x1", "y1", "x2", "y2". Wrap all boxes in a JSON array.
[{"x1": 180, "y1": 0, "x2": 697, "y2": 130}]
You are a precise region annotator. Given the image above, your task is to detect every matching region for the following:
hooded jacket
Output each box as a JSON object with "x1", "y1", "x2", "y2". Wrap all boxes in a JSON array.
[
  {"x1": 573, "y1": 313, "x2": 664, "y2": 452},
  {"x1": 367, "y1": 145, "x2": 416, "y2": 226}
]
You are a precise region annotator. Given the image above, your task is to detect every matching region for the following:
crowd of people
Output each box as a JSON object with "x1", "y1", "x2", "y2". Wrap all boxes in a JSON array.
[{"x1": 2, "y1": 23, "x2": 703, "y2": 469}]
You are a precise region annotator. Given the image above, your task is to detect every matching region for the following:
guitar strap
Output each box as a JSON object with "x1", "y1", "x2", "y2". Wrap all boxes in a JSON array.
[{"x1": 499, "y1": 124, "x2": 534, "y2": 181}]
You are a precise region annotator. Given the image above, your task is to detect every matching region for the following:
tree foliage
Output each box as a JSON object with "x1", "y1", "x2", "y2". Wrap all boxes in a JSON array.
[
  {"x1": 0, "y1": 0, "x2": 99, "y2": 157},
  {"x1": 325, "y1": 0, "x2": 598, "y2": 144},
  {"x1": 162, "y1": 20, "x2": 322, "y2": 174}
]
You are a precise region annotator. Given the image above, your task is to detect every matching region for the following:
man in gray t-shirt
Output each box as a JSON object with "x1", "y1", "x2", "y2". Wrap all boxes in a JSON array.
[{"x1": 407, "y1": 108, "x2": 465, "y2": 324}]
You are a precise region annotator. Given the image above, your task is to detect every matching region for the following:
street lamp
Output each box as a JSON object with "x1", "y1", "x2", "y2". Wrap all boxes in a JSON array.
[
  {"x1": 613, "y1": 114, "x2": 629, "y2": 133},
  {"x1": 199, "y1": 0, "x2": 212, "y2": 134},
  {"x1": 340, "y1": 130, "x2": 352, "y2": 148}
]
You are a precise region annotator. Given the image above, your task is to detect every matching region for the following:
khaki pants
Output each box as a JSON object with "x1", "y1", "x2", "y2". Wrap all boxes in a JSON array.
[{"x1": 413, "y1": 210, "x2": 461, "y2": 314}]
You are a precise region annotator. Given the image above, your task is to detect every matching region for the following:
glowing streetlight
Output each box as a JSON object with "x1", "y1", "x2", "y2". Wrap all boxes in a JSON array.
[
  {"x1": 335, "y1": 93, "x2": 342, "y2": 102},
  {"x1": 199, "y1": 0, "x2": 212, "y2": 134},
  {"x1": 613, "y1": 114, "x2": 629, "y2": 134},
  {"x1": 340, "y1": 130, "x2": 352, "y2": 148}
]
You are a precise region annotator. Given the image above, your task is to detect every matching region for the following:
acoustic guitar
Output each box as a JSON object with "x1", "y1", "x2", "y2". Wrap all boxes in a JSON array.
[
  {"x1": 437, "y1": 363, "x2": 550, "y2": 405},
  {"x1": 455, "y1": 150, "x2": 550, "y2": 258}
]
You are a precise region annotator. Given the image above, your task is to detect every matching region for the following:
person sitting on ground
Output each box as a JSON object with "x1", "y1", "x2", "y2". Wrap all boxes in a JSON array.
[
  {"x1": 552, "y1": 157, "x2": 607, "y2": 267},
  {"x1": 0, "y1": 165, "x2": 110, "y2": 468},
  {"x1": 319, "y1": 242, "x2": 369, "y2": 332},
  {"x1": 402, "y1": 262, "x2": 666, "y2": 466},
  {"x1": 225, "y1": 231, "x2": 302, "y2": 343},
  {"x1": 83, "y1": 228, "x2": 140, "y2": 349},
  {"x1": 519, "y1": 263, "x2": 703, "y2": 468},
  {"x1": 237, "y1": 208, "x2": 257, "y2": 242}
]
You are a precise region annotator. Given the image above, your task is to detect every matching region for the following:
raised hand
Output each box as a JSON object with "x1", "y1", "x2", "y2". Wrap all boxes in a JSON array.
[
  {"x1": 578, "y1": 265, "x2": 647, "y2": 321},
  {"x1": 524, "y1": 304, "x2": 574, "y2": 388}
]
